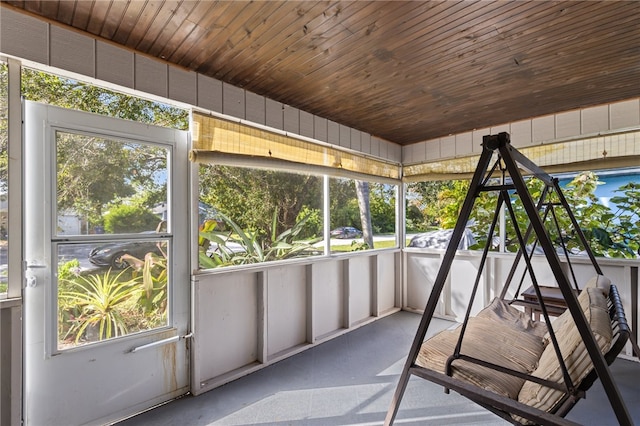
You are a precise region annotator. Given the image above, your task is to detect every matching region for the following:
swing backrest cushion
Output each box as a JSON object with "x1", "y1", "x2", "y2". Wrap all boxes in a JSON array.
[{"x1": 517, "y1": 282, "x2": 612, "y2": 415}]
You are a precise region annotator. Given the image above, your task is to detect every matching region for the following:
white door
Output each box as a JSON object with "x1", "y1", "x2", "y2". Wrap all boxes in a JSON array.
[{"x1": 24, "y1": 102, "x2": 190, "y2": 426}]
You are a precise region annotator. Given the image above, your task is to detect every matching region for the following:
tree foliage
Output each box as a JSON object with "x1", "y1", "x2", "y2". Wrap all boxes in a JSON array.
[{"x1": 415, "y1": 171, "x2": 640, "y2": 259}]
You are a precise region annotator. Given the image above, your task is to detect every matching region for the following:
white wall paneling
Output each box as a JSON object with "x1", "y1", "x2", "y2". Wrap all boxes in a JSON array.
[
  {"x1": 611, "y1": 99, "x2": 640, "y2": 130},
  {"x1": 222, "y1": 82, "x2": 245, "y2": 119},
  {"x1": 245, "y1": 91, "x2": 266, "y2": 125},
  {"x1": 197, "y1": 74, "x2": 223, "y2": 113},
  {"x1": 50, "y1": 26, "x2": 94, "y2": 77},
  {"x1": 96, "y1": 41, "x2": 134, "y2": 88},
  {"x1": 299, "y1": 110, "x2": 314, "y2": 139},
  {"x1": 168, "y1": 66, "x2": 197, "y2": 105},
  {"x1": 134, "y1": 54, "x2": 168, "y2": 98},
  {"x1": 265, "y1": 98, "x2": 284, "y2": 130},
  {"x1": 0, "y1": 8, "x2": 48, "y2": 64},
  {"x1": 192, "y1": 251, "x2": 400, "y2": 395},
  {"x1": 283, "y1": 104, "x2": 300, "y2": 134}
]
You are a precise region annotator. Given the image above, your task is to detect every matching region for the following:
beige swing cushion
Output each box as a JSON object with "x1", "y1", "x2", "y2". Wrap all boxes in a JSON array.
[{"x1": 416, "y1": 298, "x2": 548, "y2": 399}]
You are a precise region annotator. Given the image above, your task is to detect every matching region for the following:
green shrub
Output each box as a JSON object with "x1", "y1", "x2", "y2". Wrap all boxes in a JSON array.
[{"x1": 104, "y1": 204, "x2": 161, "y2": 233}]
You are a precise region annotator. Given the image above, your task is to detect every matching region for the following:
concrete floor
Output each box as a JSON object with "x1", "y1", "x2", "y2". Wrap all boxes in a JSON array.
[{"x1": 118, "y1": 311, "x2": 640, "y2": 426}]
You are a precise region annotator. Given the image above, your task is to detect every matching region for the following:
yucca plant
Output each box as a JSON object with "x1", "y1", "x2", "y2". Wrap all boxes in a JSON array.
[
  {"x1": 59, "y1": 268, "x2": 142, "y2": 344},
  {"x1": 199, "y1": 210, "x2": 321, "y2": 268}
]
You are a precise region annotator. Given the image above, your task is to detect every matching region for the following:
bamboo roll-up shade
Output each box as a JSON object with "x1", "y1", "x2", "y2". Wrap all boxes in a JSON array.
[
  {"x1": 191, "y1": 112, "x2": 401, "y2": 181},
  {"x1": 404, "y1": 130, "x2": 640, "y2": 182}
]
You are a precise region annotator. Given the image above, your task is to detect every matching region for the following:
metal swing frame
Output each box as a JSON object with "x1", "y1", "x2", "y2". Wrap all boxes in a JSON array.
[{"x1": 385, "y1": 132, "x2": 633, "y2": 426}]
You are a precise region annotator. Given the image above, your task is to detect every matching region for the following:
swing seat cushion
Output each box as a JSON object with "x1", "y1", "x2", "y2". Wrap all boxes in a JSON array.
[
  {"x1": 517, "y1": 284, "x2": 612, "y2": 414},
  {"x1": 416, "y1": 298, "x2": 548, "y2": 399}
]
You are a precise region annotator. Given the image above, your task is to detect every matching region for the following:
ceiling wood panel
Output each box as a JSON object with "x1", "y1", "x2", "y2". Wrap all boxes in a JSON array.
[{"x1": 3, "y1": 0, "x2": 639, "y2": 145}]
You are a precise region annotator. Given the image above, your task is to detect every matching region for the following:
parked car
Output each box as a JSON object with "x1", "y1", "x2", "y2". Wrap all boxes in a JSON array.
[
  {"x1": 408, "y1": 228, "x2": 476, "y2": 250},
  {"x1": 330, "y1": 226, "x2": 363, "y2": 239},
  {"x1": 89, "y1": 232, "x2": 164, "y2": 269}
]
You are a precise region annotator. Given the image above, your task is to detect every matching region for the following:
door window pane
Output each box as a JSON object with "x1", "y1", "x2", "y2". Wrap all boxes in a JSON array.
[
  {"x1": 56, "y1": 240, "x2": 170, "y2": 350},
  {"x1": 56, "y1": 131, "x2": 168, "y2": 235}
]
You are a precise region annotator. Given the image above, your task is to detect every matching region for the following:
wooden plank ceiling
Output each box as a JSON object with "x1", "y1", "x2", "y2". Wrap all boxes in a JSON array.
[{"x1": 4, "y1": 1, "x2": 639, "y2": 145}]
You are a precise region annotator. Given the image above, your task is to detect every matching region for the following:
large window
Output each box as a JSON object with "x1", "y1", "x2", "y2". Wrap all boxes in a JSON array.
[
  {"x1": 329, "y1": 178, "x2": 397, "y2": 253},
  {"x1": 406, "y1": 168, "x2": 640, "y2": 259},
  {"x1": 198, "y1": 165, "x2": 324, "y2": 268},
  {"x1": 197, "y1": 166, "x2": 399, "y2": 269}
]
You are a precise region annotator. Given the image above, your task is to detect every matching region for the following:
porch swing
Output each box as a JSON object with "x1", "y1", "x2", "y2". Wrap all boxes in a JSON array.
[{"x1": 385, "y1": 133, "x2": 635, "y2": 426}]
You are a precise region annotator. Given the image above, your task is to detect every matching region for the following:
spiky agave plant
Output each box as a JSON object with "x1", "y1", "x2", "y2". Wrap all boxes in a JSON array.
[{"x1": 59, "y1": 268, "x2": 142, "y2": 344}]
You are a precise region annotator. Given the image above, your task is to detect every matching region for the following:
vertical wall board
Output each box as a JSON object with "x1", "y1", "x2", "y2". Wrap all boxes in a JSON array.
[
  {"x1": 371, "y1": 137, "x2": 383, "y2": 158},
  {"x1": 405, "y1": 254, "x2": 444, "y2": 314},
  {"x1": 555, "y1": 110, "x2": 581, "y2": 139},
  {"x1": 402, "y1": 144, "x2": 414, "y2": 164},
  {"x1": 327, "y1": 120, "x2": 340, "y2": 145},
  {"x1": 350, "y1": 129, "x2": 362, "y2": 152},
  {"x1": 491, "y1": 124, "x2": 510, "y2": 137},
  {"x1": 610, "y1": 99, "x2": 640, "y2": 130},
  {"x1": 448, "y1": 255, "x2": 484, "y2": 321},
  {"x1": 311, "y1": 260, "x2": 344, "y2": 338},
  {"x1": 388, "y1": 142, "x2": 402, "y2": 163},
  {"x1": 168, "y1": 66, "x2": 196, "y2": 105},
  {"x1": 582, "y1": 104, "x2": 610, "y2": 135},
  {"x1": 283, "y1": 105, "x2": 299, "y2": 133},
  {"x1": 454, "y1": 133, "x2": 472, "y2": 157},
  {"x1": 339, "y1": 124, "x2": 351, "y2": 149},
  {"x1": 222, "y1": 82, "x2": 245, "y2": 119},
  {"x1": 266, "y1": 265, "x2": 307, "y2": 357},
  {"x1": 313, "y1": 116, "x2": 328, "y2": 142},
  {"x1": 197, "y1": 74, "x2": 223, "y2": 113},
  {"x1": 360, "y1": 133, "x2": 371, "y2": 156},
  {"x1": 0, "y1": 8, "x2": 48, "y2": 64},
  {"x1": 299, "y1": 110, "x2": 314, "y2": 138},
  {"x1": 96, "y1": 41, "x2": 134, "y2": 88},
  {"x1": 265, "y1": 98, "x2": 283, "y2": 130},
  {"x1": 472, "y1": 128, "x2": 490, "y2": 153},
  {"x1": 414, "y1": 142, "x2": 428, "y2": 163},
  {"x1": 425, "y1": 140, "x2": 440, "y2": 161},
  {"x1": 440, "y1": 136, "x2": 456, "y2": 158},
  {"x1": 50, "y1": 26, "x2": 94, "y2": 77},
  {"x1": 245, "y1": 91, "x2": 266, "y2": 125},
  {"x1": 532, "y1": 115, "x2": 555, "y2": 143},
  {"x1": 376, "y1": 252, "x2": 397, "y2": 313},
  {"x1": 510, "y1": 120, "x2": 533, "y2": 147},
  {"x1": 491, "y1": 256, "x2": 556, "y2": 301},
  {"x1": 134, "y1": 54, "x2": 168, "y2": 97},
  {"x1": 348, "y1": 256, "x2": 373, "y2": 325},
  {"x1": 193, "y1": 273, "x2": 258, "y2": 383}
]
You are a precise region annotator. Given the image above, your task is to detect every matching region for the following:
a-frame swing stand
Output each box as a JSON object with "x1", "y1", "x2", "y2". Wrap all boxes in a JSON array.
[{"x1": 385, "y1": 133, "x2": 634, "y2": 425}]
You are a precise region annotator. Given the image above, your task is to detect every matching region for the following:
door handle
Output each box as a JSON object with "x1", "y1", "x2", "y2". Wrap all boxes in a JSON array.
[{"x1": 25, "y1": 261, "x2": 47, "y2": 269}]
